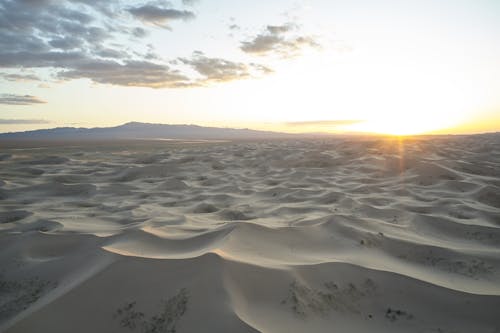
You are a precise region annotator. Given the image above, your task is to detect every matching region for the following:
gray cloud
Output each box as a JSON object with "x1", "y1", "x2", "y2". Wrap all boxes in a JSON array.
[
  {"x1": 0, "y1": 51, "x2": 88, "y2": 68},
  {"x1": 0, "y1": 94, "x2": 47, "y2": 105},
  {"x1": 1, "y1": 73, "x2": 40, "y2": 81},
  {"x1": 286, "y1": 120, "x2": 364, "y2": 127},
  {"x1": 57, "y1": 6, "x2": 94, "y2": 24},
  {"x1": 180, "y1": 51, "x2": 271, "y2": 84},
  {"x1": 241, "y1": 23, "x2": 319, "y2": 57},
  {"x1": 180, "y1": 52, "x2": 250, "y2": 82},
  {"x1": 95, "y1": 47, "x2": 127, "y2": 59},
  {"x1": 128, "y1": 4, "x2": 195, "y2": 27},
  {"x1": 0, "y1": 0, "x2": 115, "y2": 66},
  {"x1": 0, "y1": 0, "x2": 269, "y2": 89},
  {"x1": 267, "y1": 24, "x2": 293, "y2": 34},
  {"x1": 58, "y1": 59, "x2": 191, "y2": 88},
  {"x1": 242, "y1": 34, "x2": 283, "y2": 54},
  {"x1": 132, "y1": 27, "x2": 148, "y2": 38},
  {"x1": 182, "y1": 0, "x2": 199, "y2": 5},
  {"x1": 70, "y1": 0, "x2": 118, "y2": 18},
  {"x1": 56, "y1": 52, "x2": 271, "y2": 88},
  {"x1": 0, "y1": 119, "x2": 50, "y2": 124},
  {"x1": 49, "y1": 36, "x2": 83, "y2": 50},
  {"x1": 249, "y1": 63, "x2": 274, "y2": 74}
]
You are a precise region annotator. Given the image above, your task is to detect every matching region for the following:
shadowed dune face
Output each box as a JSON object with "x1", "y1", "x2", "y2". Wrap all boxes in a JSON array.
[{"x1": 0, "y1": 136, "x2": 500, "y2": 332}]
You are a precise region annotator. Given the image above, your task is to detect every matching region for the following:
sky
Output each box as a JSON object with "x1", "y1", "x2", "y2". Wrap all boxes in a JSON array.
[{"x1": 1, "y1": 0, "x2": 500, "y2": 135}]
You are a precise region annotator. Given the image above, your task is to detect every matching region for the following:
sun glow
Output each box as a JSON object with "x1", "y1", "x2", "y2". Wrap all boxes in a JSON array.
[
  {"x1": 244, "y1": 51, "x2": 482, "y2": 136},
  {"x1": 345, "y1": 106, "x2": 465, "y2": 135},
  {"x1": 349, "y1": 118, "x2": 448, "y2": 136}
]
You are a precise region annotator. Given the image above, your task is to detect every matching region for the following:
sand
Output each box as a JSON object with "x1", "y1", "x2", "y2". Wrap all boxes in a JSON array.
[{"x1": 0, "y1": 135, "x2": 499, "y2": 332}]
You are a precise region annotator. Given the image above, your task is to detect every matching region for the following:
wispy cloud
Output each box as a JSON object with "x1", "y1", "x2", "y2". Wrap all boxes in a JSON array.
[
  {"x1": 286, "y1": 120, "x2": 364, "y2": 127},
  {"x1": 182, "y1": 0, "x2": 200, "y2": 6},
  {"x1": 0, "y1": 119, "x2": 50, "y2": 124},
  {"x1": 241, "y1": 23, "x2": 319, "y2": 58},
  {"x1": 0, "y1": 73, "x2": 40, "y2": 82},
  {"x1": 179, "y1": 51, "x2": 272, "y2": 84},
  {"x1": 0, "y1": 94, "x2": 47, "y2": 105},
  {"x1": 127, "y1": 4, "x2": 195, "y2": 28}
]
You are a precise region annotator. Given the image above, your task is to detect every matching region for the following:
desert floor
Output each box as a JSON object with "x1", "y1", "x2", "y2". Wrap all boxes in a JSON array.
[{"x1": 1, "y1": 135, "x2": 500, "y2": 332}]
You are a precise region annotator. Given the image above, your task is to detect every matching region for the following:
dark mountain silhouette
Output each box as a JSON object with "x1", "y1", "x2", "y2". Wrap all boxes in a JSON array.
[{"x1": 0, "y1": 122, "x2": 300, "y2": 141}]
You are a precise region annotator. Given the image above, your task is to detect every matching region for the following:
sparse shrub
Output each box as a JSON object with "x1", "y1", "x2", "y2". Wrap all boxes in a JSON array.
[{"x1": 114, "y1": 288, "x2": 189, "y2": 333}]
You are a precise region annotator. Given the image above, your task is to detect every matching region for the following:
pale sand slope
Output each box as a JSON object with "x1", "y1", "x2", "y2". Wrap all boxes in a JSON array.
[{"x1": 0, "y1": 135, "x2": 499, "y2": 333}]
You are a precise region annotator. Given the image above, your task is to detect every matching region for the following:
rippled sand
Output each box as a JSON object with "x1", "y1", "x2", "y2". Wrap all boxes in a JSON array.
[{"x1": 1, "y1": 135, "x2": 500, "y2": 332}]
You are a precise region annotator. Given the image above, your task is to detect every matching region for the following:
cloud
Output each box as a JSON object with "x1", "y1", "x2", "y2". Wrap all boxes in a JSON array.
[
  {"x1": 94, "y1": 47, "x2": 126, "y2": 59},
  {"x1": 0, "y1": 94, "x2": 47, "y2": 105},
  {"x1": 49, "y1": 36, "x2": 83, "y2": 50},
  {"x1": 179, "y1": 51, "x2": 272, "y2": 84},
  {"x1": 70, "y1": 0, "x2": 119, "y2": 18},
  {"x1": 0, "y1": 0, "x2": 164, "y2": 62},
  {"x1": 249, "y1": 63, "x2": 274, "y2": 74},
  {"x1": 241, "y1": 23, "x2": 319, "y2": 58},
  {"x1": 58, "y1": 59, "x2": 191, "y2": 88},
  {"x1": 286, "y1": 120, "x2": 364, "y2": 127},
  {"x1": 0, "y1": 119, "x2": 50, "y2": 124},
  {"x1": 128, "y1": 4, "x2": 195, "y2": 27},
  {"x1": 241, "y1": 34, "x2": 283, "y2": 54},
  {"x1": 0, "y1": 0, "x2": 268, "y2": 89},
  {"x1": 0, "y1": 51, "x2": 88, "y2": 68},
  {"x1": 0, "y1": 0, "x2": 117, "y2": 69},
  {"x1": 182, "y1": 0, "x2": 200, "y2": 5},
  {"x1": 0, "y1": 73, "x2": 40, "y2": 82},
  {"x1": 132, "y1": 27, "x2": 148, "y2": 38},
  {"x1": 180, "y1": 52, "x2": 250, "y2": 82},
  {"x1": 267, "y1": 24, "x2": 294, "y2": 34}
]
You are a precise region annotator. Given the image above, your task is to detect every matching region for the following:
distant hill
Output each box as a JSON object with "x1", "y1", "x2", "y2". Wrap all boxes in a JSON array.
[{"x1": 0, "y1": 122, "x2": 301, "y2": 141}]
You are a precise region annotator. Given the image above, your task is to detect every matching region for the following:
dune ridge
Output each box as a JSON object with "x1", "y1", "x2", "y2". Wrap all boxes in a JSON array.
[{"x1": 1, "y1": 135, "x2": 500, "y2": 332}]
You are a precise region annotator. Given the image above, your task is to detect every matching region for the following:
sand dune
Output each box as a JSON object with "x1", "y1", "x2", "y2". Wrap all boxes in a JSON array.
[{"x1": 1, "y1": 135, "x2": 500, "y2": 332}]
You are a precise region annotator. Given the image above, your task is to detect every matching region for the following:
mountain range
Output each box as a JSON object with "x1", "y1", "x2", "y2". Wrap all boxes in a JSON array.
[{"x1": 0, "y1": 122, "x2": 302, "y2": 141}]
